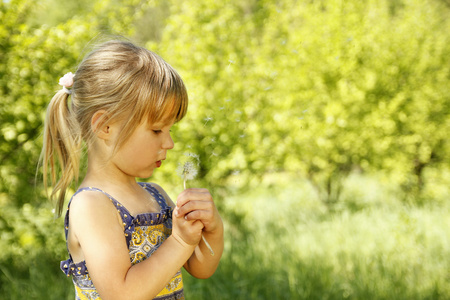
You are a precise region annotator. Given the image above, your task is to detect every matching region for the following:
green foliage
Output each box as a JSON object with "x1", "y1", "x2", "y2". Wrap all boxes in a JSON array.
[
  {"x1": 0, "y1": 0, "x2": 449, "y2": 298},
  {"x1": 0, "y1": 0, "x2": 157, "y2": 297},
  {"x1": 149, "y1": 0, "x2": 450, "y2": 204},
  {"x1": 0, "y1": 0, "x2": 143, "y2": 208}
]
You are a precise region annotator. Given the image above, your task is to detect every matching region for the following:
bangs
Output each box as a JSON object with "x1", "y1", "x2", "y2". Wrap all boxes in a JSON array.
[
  {"x1": 150, "y1": 80, "x2": 188, "y2": 125},
  {"x1": 155, "y1": 94, "x2": 188, "y2": 125},
  {"x1": 140, "y1": 59, "x2": 188, "y2": 125},
  {"x1": 106, "y1": 44, "x2": 188, "y2": 152}
]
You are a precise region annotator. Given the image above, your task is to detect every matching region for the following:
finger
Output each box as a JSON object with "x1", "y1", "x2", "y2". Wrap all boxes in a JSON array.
[
  {"x1": 176, "y1": 188, "x2": 210, "y2": 205},
  {"x1": 173, "y1": 206, "x2": 195, "y2": 219},
  {"x1": 174, "y1": 206, "x2": 213, "y2": 224},
  {"x1": 173, "y1": 207, "x2": 181, "y2": 218},
  {"x1": 192, "y1": 219, "x2": 205, "y2": 231},
  {"x1": 176, "y1": 189, "x2": 212, "y2": 207},
  {"x1": 184, "y1": 209, "x2": 213, "y2": 222},
  {"x1": 177, "y1": 200, "x2": 214, "y2": 216}
]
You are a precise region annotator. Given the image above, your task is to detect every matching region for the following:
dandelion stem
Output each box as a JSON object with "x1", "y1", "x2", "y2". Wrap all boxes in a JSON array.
[
  {"x1": 202, "y1": 235, "x2": 214, "y2": 256},
  {"x1": 182, "y1": 170, "x2": 214, "y2": 256}
]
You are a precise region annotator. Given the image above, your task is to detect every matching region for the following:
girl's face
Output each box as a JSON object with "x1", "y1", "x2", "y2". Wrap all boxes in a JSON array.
[{"x1": 111, "y1": 119, "x2": 175, "y2": 179}]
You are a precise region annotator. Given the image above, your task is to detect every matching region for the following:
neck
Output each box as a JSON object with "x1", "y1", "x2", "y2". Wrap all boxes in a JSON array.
[{"x1": 80, "y1": 150, "x2": 138, "y2": 192}]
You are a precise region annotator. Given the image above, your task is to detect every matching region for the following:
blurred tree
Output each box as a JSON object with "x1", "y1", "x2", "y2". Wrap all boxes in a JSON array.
[
  {"x1": 0, "y1": 0, "x2": 151, "y2": 297},
  {"x1": 149, "y1": 0, "x2": 449, "y2": 205},
  {"x1": 0, "y1": 0, "x2": 449, "y2": 297}
]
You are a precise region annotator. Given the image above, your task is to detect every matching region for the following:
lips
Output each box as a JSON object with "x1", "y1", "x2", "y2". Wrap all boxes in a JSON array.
[{"x1": 156, "y1": 161, "x2": 162, "y2": 168}]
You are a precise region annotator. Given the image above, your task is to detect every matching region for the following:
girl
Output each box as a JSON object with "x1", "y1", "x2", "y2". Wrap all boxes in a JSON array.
[{"x1": 40, "y1": 40, "x2": 224, "y2": 300}]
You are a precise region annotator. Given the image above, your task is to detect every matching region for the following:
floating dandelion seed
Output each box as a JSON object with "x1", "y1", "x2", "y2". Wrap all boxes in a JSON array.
[
  {"x1": 177, "y1": 153, "x2": 214, "y2": 256},
  {"x1": 204, "y1": 116, "x2": 213, "y2": 126}
]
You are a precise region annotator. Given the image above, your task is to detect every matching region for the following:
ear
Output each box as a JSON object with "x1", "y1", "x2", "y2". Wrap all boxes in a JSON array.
[{"x1": 91, "y1": 110, "x2": 110, "y2": 140}]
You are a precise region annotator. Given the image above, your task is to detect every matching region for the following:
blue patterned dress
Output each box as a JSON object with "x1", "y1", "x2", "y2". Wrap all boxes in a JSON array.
[{"x1": 60, "y1": 183, "x2": 185, "y2": 300}]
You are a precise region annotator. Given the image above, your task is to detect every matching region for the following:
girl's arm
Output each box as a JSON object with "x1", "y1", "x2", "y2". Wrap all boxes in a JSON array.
[
  {"x1": 68, "y1": 191, "x2": 203, "y2": 300},
  {"x1": 174, "y1": 188, "x2": 224, "y2": 278},
  {"x1": 152, "y1": 184, "x2": 224, "y2": 279}
]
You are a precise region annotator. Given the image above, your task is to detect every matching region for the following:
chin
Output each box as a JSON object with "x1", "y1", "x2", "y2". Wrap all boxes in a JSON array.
[{"x1": 139, "y1": 170, "x2": 154, "y2": 179}]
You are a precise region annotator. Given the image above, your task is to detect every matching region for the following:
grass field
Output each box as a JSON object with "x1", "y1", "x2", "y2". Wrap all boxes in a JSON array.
[
  {"x1": 183, "y1": 173, "x2": 450, "y2": 299},
  {"x1": 1, "y1": 173, "x2": 449, "y2": 299}
]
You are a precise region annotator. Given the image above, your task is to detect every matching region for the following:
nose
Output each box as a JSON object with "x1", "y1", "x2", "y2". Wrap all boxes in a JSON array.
[{"x1": 163, "y1": 132, "x2": 174, "y2": 150}]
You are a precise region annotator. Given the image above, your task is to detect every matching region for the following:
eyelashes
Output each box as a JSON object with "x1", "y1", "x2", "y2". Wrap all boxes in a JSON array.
[{"x1": 152, "y1": 129, "x2": 172, "y2": 134}]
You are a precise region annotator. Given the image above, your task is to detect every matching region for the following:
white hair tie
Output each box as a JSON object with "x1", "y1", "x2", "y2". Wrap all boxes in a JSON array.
[
  {"x1": 59, "y1": 72, "x2": 75, "y2": 95},
  {"x1": 62, "y1": 86, "x2": 72, "y2": 95}
]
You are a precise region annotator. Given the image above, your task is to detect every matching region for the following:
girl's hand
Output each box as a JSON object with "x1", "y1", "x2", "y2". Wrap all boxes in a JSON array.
[
  {"x1": 175, "y1": 188, "x2": 222, "y2": 234},
  {"x1": 172, "y1": 207, "x2": 204, "y2": 247}
]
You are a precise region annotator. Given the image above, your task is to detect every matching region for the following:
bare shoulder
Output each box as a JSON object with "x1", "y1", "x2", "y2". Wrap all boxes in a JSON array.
[
  {"x1": 148, "y1": 182, "x2": 175, "y2": 207},
  {"x1": 68, "y1": 189, "x2": 123, "y2": 235},
  {"x1": 66, "y1": 189, "x2": 136, "y2": 296},
  {"x1": 70, "y1": 189, "x2": 116, "y2": 217}
]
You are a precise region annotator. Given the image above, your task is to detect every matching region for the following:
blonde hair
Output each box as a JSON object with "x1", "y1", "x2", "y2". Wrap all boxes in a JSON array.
[{"x1": 40, "y1": 40, "x2": 188, "y2": 217}]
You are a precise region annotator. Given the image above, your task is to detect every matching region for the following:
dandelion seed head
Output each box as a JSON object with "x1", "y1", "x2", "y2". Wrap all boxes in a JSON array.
[
  {"x1": 177, "y1": 152, "x2": 200, "y2": 181},
  {"x1": 179, "y1": 161, "x2": 198, "y2": 180}
]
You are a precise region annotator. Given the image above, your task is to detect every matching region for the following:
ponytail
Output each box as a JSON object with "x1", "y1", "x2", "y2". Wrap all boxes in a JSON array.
[
  {"x1": 40, "y1": 90, "x2": 81, "y2": 217},
  {"x1": 39, "y1": 40, "x2": 189, "y2": 217}
]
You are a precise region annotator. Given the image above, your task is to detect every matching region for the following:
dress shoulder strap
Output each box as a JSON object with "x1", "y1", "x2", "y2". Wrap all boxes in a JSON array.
[
  {"x1": 63, "y1": 187, "x2": 132, "y2": 239},
  {"x1": 138, "y1": 182, "x2": 171, "y2": 210},
  {"x1": 63, "y1": 184, "x2": 172, "y2": 239}
]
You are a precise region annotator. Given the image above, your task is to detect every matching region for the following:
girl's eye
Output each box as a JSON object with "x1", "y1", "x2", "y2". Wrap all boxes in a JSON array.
[{"x1": 152, "y1": 130, "x2": 162, "y2": 134}]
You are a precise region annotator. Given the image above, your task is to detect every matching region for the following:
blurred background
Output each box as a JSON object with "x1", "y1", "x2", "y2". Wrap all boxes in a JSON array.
[{"x1": 0, "y1": 0, "x2": 449, "y2": 299}]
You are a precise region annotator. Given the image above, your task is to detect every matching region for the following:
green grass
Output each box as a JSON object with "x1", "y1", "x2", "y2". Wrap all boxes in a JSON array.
[
  {"x1": 1, "y1": 173, "x2": 449, "y2": 299},
  {"x1": 183, "y1": 173, "x2": 450, "y2": 299}
]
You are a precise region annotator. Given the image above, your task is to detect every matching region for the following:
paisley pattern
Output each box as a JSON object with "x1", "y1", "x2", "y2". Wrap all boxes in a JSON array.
[
  {"x1": 129, "y1": 223, "x2": 171, "y2": 264},
  {"x1": 61, "y1": 183, "x2": 184, "y2": 300}
]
